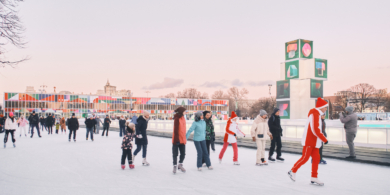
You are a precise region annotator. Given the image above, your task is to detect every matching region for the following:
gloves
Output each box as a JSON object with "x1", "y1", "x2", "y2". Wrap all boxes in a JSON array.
[
  {"x1": 137, "y1": 134, "x2": 143, "y2": 139},
  {"x1": 325, "y1": 141, "x2": 328, "y2": 145}
]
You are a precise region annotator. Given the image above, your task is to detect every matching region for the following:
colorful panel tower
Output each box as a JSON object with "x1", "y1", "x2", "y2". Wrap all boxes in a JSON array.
[{"x1": 277, "y1": 39, "x2": 328, "y2": 119}]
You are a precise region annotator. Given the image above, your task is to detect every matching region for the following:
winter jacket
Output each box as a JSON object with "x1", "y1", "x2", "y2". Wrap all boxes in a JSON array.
[
  {"x1": 250, "y1": 116, "x2": 272, "y2": 140},
  {"x1": 67, "y1": 117, "x2": 79, "y2": 131},
  {"x1": 119, "y1": 118, "x2": 126, "y2": 127},
  {"x1": 5, "y1": 117, "x2": 18, "y2": 130},
  {"x1": 60, "y1": 118, "x2": 66, "y2": 129},
  {"x1": 223, "y1": 120, "x2": 245, "y2": 143},
  {"x1": 121, "y1": 131, "x2": 134, "y2": 150},
  {"x1": 204, "y1": 117, "x2": 215, "y2": 141},
  {"x1": 85, "y1": 118, "x2": 97, "y2": 128},
  {"x1": 172, "y1": 114, "x2": 187, "y2": 145},
  {"x1": 131, "y1": 116, "x2": 138, "y2": 125},
  {"x1": 94, "y1": 117, "x2": 102, "y2": 126},
  {"x1": 301, "y1": 108, "x2": 328, "y2": 148},
  {"x1": 40, "y1": 118, "x2": 46, "y2": 125},
  {"x1": 28, "y1": 114, "x2": 39, "y2": 125},
  {"x1": 186, "y1": 120, "x2": 207, "y2": 141},
  {"x1": 18, "y1": 117, "x2": 29, "y2": 127},
  {"x1": 0, "y1": 117, "x2": 5, "y2": 126},
  {"x1": 135, "y1": 116, "x2": 148, "y2": 145},
  {"x1": 340, "y1": 112, "x2": 358, "y2": 133},
  {"x1": 55, "y1": 123, "x2": 60, "y2": 130},
  {"x1": 103, "y1": 118, "x2": 111, "y2": 127},
  {"x1": 268, "y1": 112, "x2": 282, "y2": 135},
  {"x1": 46, "y1": 116, "x2": 55, "y2": 126}
]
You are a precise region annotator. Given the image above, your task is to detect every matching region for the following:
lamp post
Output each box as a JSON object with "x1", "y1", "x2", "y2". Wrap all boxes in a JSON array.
[{"x1": 268, "y1": 84, "x2": 272, "y2": 97}]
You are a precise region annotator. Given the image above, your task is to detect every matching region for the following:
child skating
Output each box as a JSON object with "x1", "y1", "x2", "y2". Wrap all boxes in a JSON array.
[{"x1": 121, "y1": 122, "x2": 135, "y2": 170}]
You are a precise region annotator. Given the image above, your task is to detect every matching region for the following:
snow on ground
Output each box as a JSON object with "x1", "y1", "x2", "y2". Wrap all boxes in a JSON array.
[{"x1": 0, "y1": 128, "x2": 389, "y2": 195}]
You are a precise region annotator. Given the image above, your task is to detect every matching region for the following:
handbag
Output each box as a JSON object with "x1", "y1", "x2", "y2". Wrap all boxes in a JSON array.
[{"x1": 257, "y1": 134, "x2": 264, "y2": 138}]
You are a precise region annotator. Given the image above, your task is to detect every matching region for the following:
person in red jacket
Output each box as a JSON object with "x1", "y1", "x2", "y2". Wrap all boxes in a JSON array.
[
  {"x1": 172, "y1": 107, "x2": 187, "y2": 174},
  {"x1": 288, "y1": 97, "x2": 329, "y2": 186}
]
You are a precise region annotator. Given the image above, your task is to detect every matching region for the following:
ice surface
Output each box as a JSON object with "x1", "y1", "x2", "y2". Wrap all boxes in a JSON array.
[{"x1": 1, "y1": 128, "x2": 389, "y2": 195}]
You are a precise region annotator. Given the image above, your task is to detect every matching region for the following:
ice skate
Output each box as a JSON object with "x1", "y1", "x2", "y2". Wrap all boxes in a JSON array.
[
  {"x1": 13, "y1": 143, "x2": 15, "y2": 148},
  {"x1": 173, "y1": 165, "x2": 177, "y2": 174},
  {"x1": 233, "y1": 161, "x2": 240, "y2": 165},
  {"x1": 74, "y1": 139, "x2": 76, "y2": 142},
  {"x1": 20, "y1": 134, "x2": 21, "y2": 137},
  {"x1": 311, "y1": 177, "x2": 324, "y2": 186},
  {"x1": 69, "y1": 139, "x2": 71, "y2": 142},
  {"x1": 261, "y1": 159, "x2": 268, "y2": 165},
  {"x1": 142, "y1": 158, "x2": 150, "y2": 166},
  {"x1": 198, "y1": 167, "x2": 202, "y2": 171},
  {"x1": 121, "y1": 165, "x2": 125, "y2": 170},
  {"x1": 255, "y1": 163, "x2": 263, "y2": 166},
  {"x1": 92, "y1": 139, "x2": 94, "y2": 142},
  {"x1": 276, "y1": 157, "x2": 284, "y2": 162},
  {"x1": 178, "y1": 163, "x2": 186, "y2": 173},
  {"x1": 288, "y1": 170, "x2": 296, "y2": 182},
  {"x1": 268, "y1": 156, "x2": 276, "y2": 163},
  {"x1": 320, "y1": 160, "x2": 327, "y2": 164},
  {"x1": 86, "y1": 138, "x2": 88, "y2": 141},
  {"x1": 4, "y1": 143, "x2": 6, "y2": 148},
  {"x1": 219, "y1": 159, "x2": 222, "y2": 164},
  {"x1": 129, "y1": 164, "x2": 135, "y2": 169},
  {"x1": 208, "y1": 166, "x2": 213, "y2": 170},
  {"x1": 202, "y1": 163, "x2": 207, "y2": 167}
]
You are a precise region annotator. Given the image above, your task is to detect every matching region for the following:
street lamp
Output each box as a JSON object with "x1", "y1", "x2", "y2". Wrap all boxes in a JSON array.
[{"x1": 268, "y1": 84, "x2": 272, "y2": 96}]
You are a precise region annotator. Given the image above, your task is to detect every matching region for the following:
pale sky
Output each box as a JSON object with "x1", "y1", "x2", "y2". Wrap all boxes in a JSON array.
[{"x1": 1, "y1": 0, "x2": 390, "y2": 103}]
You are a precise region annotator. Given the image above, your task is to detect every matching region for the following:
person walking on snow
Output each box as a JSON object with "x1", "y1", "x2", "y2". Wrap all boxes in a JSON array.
[
  {"x1": 133, "y1": 111, "x2": 150, "y2": 166},
  {"x1": 18, "y1": 115, "x2": 29, "y2": 137},
  {"x1": 288, "y1": 97, "x2": 329, "y2": 186},
  {"x1": 268, "y1": 108, "x2": 284, "y2": 162},
  {"x1": 4, "y1": 112, "x2": 18, "y2": 148},
  {"x1": 121, "y1": 122, "x2": 135, "y2": 170},
  {"x1": 340, "y1": 106, "x2": 358, "y2": 159},
  {"x1": 60, "y1": 117, "x2": 66, "y2": 133},
  {"x1": 94, "y1": 116, "x2": 102, "y2": 134},
  {"x1": 186, "y1": 111, "x2": 213, "y2": 171},
  {"x1": 68, "y1": 113, "x2": 79, "y2": 142},
  {"x1": 40, "y1": 116, "x2": 46, "y2": 131},
  {"x1": 102, "y1": 115, "x2": 111, "y2": 136},
  {"x1": 202, "y1": 111, "x2": 215, "y2": 167},
  {"x1": 46, "y1": 113, "x2": 55, "y2": 134},
  {"x1": 251, "y1": 110, "x2": 273, "y2": 166},
  {"x1": 219, "y1": 111, "x2": 245, "y2": 165},
  {"x1": 172, "y1": 107, "x2": 187, "y2": 174},
  {"x1": 85, "y1": 116, "x2": 96, "y2": 141},
  {"x1": 28, "y1": 111, "x2": 41, "y2": 138}
]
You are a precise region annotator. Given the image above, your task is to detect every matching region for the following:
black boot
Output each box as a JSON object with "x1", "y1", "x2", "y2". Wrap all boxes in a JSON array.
[
  {"x1": 268, "y1": 156, "x2": 276, "y2": 162},
  {"x1": 276, "y1": 156, "x2": 285, "y2": 162}
]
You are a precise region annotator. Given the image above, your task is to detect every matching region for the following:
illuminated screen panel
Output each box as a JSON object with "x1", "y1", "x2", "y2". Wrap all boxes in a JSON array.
[
  {"x1": 310, "y1": 79, "x2": 323, "y2": 98},
  {"x1": 315, "y1": 58, "x2": 327, "y2": 79},
  {"x1": 285, "y1": 39, "x2": 299, "y2": 60},
  {"x1": 299, "y1": 39, "x2": 313, "y2": 59},
  {"x1": 285, "y1": 60, "x2": 299, "y2": 80},
  {"x1": 276, "y1": 80, "x2": 290, "y2": 99},
  {"x1": 276, "y1": 101, "x2": 290, "y2": 119}
]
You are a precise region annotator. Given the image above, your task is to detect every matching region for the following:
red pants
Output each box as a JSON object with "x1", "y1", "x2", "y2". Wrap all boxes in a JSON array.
[
  {"x1": 219, "y1": 142, "x2": 238, "y2": 162},
  {"x1": 291, "y1": 146, "x2": 320, "y2": 178}
]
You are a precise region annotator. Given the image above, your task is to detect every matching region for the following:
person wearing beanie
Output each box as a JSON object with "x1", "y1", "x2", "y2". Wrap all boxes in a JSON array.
[
  {"x1": 219, "y1": 111, "x2": 245, "y2": 165},
  {"x1": 46, "y1": 113, "x2": 55, "y2": 135},
  {"x1": 172, "y1": 107, "x2": 187, "y2": 174},
  {"x1": 67, "y1": 113, "x2": 79, "y2": 142},
  {"x1": 250, "y1": 110, "x2": 273, "y2": 166},
  {"x1": 102, "y1": 115, "x2": 112, "y2": 136},
  {"x1": 85, "y1": 115, "x2": 97, "y2": 141},
  {"x1": 133, "y1": 111, "x2": 150, "y2": 166},
  {"x1": 288, "y1": 97, "x2": 329, "y2": 186},
  {"x1": 121, "y1": 122, "x2": 136, "y2": 170},
  {"x1": 4, "y1": 112, "x2": 18, "y2": 148},
  {"x1": 340, "y1": 106, "x2": 358, "y2": 159},
  {"x1": 28, "y1": 110, "x2": 41, "y2": 138},
  {"x1": 186, "y1": 111, "x2": 213, "y2": 171},
  {"x1": 201, "y1": 110, "x2": 215, "y2": 166},
  {"x1": 17, "y1": 115, "x2": 29, "y2": 137},
  {"x1": 268, "y1": 108, "x2": 283, "y2": 162}
]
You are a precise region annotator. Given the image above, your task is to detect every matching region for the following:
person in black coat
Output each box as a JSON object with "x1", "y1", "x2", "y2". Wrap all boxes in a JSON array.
[
  {"x1": 46, "y1": 114, "x2": 55, "y2": 134},
  {"x1": 28, "y1": 111, "x2": 41, "y2": 138},
  {"x1": 40, "y1": 116, "x2": 47, "y2": 131},
  {"x1": 68, "y1": 113, "x2": 79, "y2": 142},
  {"x1": 119, "y1": 116, "x2": 126, "y2": 137},
  {"x1": 268, "y1": 108, "x2": 284, "y2": 162},
  {"x1": 133, "y1": 111, "x2": 150, "y2": 166},
  {"x1": 101, "y1": 115, "x2": 111, "y2": 136},
  {"x1": 84, "y1": 116, "x2": 96, "y2": 141}
]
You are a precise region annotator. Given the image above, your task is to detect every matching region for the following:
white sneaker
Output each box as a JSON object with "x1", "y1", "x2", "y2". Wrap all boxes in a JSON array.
[
  {"x1": 233, "y1": 161, "x2": 240, "y2": 165},
  {"x1": 208, "y1": 166, "x2": 213, "y2": 170},
  {"x1": 288, "y1": 170, "x2": 296, "y2": 182},
  {"x1": 202, "y1": 163, "x2": 207, "y2": 167},
  {"x1": 311, "y1": 177, "x2": 324, "y2": 186},
  {"x1": 142, "y1": 158, "x2": 150, "y2": 166}
]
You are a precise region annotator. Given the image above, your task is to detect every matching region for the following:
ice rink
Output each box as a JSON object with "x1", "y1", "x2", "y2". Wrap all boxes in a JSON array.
[{"x1": 1, "y1": 128, "x2": 389, "y2": 195}]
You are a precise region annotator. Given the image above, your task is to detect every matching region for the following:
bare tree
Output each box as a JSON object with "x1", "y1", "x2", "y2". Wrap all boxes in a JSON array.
[
  {"x1": 348, "y1": 83, "x2": 377, "y2": 112},
  {"x1": 371, "y1": 89, "x2": 387, "y2": 112},
  {"x1": 211, "y1": 90, "x2": 226, "y2": 99},
  {"x1": 384, "y1": 95, "x2": 390, "y2": 112},
  {"x1": 0, "y1": 0, "x2": 28, "y2": 68},
  {"x1": 199, "y1": 92, "x2": 209, "y2": 99},
  {"x1": 161, "y1": 93, "x2": 175, "y2": 98},
  {"x1": 249, "y1": 97, "x2": 276, "y2": 118},
  {"x1": 227, "y1": 87, "x2": 249, "y2": 110},
  {"x1": 176, "y1": 88, "x2": 209, "y2": 99}
]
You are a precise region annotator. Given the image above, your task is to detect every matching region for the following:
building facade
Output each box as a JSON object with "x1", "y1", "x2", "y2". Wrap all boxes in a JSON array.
[{"x1": 3, "y1": 92, "x2": 229, "y2": 119}]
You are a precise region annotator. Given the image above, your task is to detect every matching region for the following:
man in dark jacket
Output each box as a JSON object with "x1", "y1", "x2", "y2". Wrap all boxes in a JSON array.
[
  {"x1": 0, "y1": 114, "x2": 5, "y2": 133},
  {"x1": 40, "y1": 116, "x2": 46, "y2": 131},
  {"x1": 46, "y1": 113, "x2": 55, "y2": 134},
  {"x1": 28, "y1": 111, "x2": 41, "y2": 138},
  {"x1": 85, "y1": 116, "x2": 96, "y2": 141},
  {"x1": 102, "y1": 115, "x2": 111, "y2": 136},
  {"x1": 68, "y1": 113, "x2": 79, "y2": 142},
  {"x1": 119, "y1": 115, "x2": 126, "y2": 137},
  {"x1": 94, "y1": 116, "x2": 102, "y2": 134},
  {"x1": 134, "y1": 111, "x2": 150, "y2": 166},
  {"x1": 268, "y1": 108, "x2": 284, "y2": 162}
]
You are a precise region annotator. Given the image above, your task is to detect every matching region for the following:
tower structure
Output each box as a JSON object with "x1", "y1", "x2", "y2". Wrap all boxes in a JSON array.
[{"x1": 276, "y1": 39, "x2": 328, "y2": 119}]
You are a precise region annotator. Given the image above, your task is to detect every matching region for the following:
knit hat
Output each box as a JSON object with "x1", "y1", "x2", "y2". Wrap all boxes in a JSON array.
[
  {"x1": 143, "y1": 110, "x2": 150, "y2": 116},
  {"x1": 273, "y1": 108, "x2": 280, "y2": 114},
  {"x1": 175, "y1": 107, "x2": 186, "y2": 114},
  {"x1": 9, "y1": 112, "x2": 14, "y2": 117},
  {"x1": 316, "y1": 97, "x2": 328, "y2": 109},
  {"x1": 72, "y1": 113, "x2": 75, "y2": 116},
  {"x1": 203, "y1": 110, "x2": 211, "y2": 116},
  {"x1": 230, "y1": 111, "x2": 238, "y2": 119},
  {"x1": 32, "y1": 111, "x2": 35, "y2": 113},
  {"x1": 259, "y1": 110, "x2": 267, "y2": 116},
  {"x1": 345, "y1": 106, "x2": 354, "y2": 113},
  {"x1": 127, "y1": 122, "x2": 135, "y2": 129}
]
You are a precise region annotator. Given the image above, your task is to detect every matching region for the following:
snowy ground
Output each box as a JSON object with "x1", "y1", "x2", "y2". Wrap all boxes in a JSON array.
[{"x1": 1, "y1": 128, "x2": 389, "y2": 195}]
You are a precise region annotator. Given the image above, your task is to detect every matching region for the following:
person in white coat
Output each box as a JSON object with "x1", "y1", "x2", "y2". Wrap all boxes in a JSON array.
[
  {"x1": 251, "y1": 110, "x2": 273, "y2": 166},
  {"x1": 4, "y1": 112, "x2": 18, "y2": 148},
  {"x1": 18, "y1": 115, "x2": 29, "y2": 137}
]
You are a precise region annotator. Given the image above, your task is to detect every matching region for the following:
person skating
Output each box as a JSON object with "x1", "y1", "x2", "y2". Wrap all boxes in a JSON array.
[
  {"x1": 319, "y1": 114, "x2": 327, "y2": 164},
  {"x1": 4, "y1": 112, "x2": 18, "y2": 148},
  {"x1": 201, "y1": 111, "x2": 215, "y2": 167},
  {"x1": 0, "y1": 114, "x2": 5, "y2": 133},
  {"x1": 102, "y1": 115, "x2": 111, "y2": 136},
  {"x1": 60, "y1": 117, "x2": 66, "y2": 134},
  {"x1": 268, "y1": 108, "x2": 284, "y2": 162},
  {"x1": 219, "y1": 111, "x2": 245, "y2": 165},
  {"x1": 55, "y1": 122, "x2": 60, "y2": 134},
  {"x1": 28, "y1": 111, "x2": 41, "y2": 138},
  {"x1": 133, "y1": 111, "x2": 150, "y2": 166},
  {"x1": 172, "y1": 107, "x2": 187, "y2": 174},
  {"x1": 18, "y1": 115, "x2": 29, "y2": 137},
  {"x1": 119, "y1": 115, "x2": 126, "y2": 137},
  {"x1": 186, "y1": 111, "x2": 213, "y2": 171},
  {"x1": 95, "y1": 116, "x2": 102, "y2": 134},
  {"x1": 46, "y1": 113, "x2": 55, "y2": 135},
  {"x1": 288, "y1": 97, "x2": 329, "y2": 186},
  {"x1": 40, "y1": 116, "x2": 46, "y2": 132},
  {"x1": 121, "y1": 122, "x2": 135, "y2": 170},
  {"x1": 251, "y1": 110, "x2": 273, "y2": 166},
  {"x1": 68, "y1": 113, "x2": 79, "y2": 142},
  {"x1": 85, "y1": 116, "x2": 96, "y2": 141}
]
